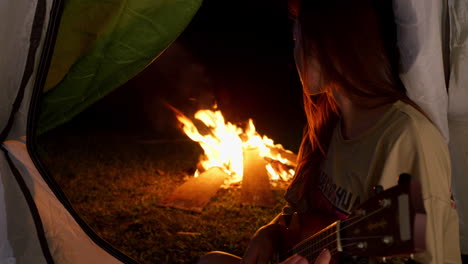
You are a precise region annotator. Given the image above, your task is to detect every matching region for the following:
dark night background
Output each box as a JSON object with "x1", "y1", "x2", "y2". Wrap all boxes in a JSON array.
[{"x1": 53, "y1": 0, "x2": 306, "y2": 151}]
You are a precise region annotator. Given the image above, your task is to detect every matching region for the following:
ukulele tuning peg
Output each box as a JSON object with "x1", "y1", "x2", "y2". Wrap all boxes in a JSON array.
[
  {"x1": 357, "y1": 241, "x2": 368, "y2": 249},
  {"x1": 373, "y1": 185, "x2": 384, "y2": 195},
  {"x1": 382, "y1": 235, "x2": 394, "y2": 245},
  {"x1": 398, "y1": 173, "x2": 412, "y2": 185}
]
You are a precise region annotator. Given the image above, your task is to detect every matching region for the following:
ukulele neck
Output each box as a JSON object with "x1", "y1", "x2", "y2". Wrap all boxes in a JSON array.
[{"x1": 287, "y1": 221, "x2": 342, "y2": 262}]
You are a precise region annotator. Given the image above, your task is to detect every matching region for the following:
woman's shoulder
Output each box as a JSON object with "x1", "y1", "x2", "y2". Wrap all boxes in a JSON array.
[
  {"x1": 382, "y1": 101, "x2": 446, "y2": 147},
  {"x1": 392, "y1": 101, "x2": 435, "y2": 130},
  {"x1": 377, "y1": 101, "x2": 451, "y2": 199}
]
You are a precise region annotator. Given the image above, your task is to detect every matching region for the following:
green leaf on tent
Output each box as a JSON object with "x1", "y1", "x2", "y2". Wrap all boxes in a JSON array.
[{"x1": 39, "y1": 0, "x2": 202, "y2": 134}]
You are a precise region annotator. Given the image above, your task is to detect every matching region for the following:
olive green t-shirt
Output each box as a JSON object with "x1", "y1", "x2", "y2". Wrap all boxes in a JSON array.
[{"x1": 285, "y1": 101, "x2": 461, "y2": 264}]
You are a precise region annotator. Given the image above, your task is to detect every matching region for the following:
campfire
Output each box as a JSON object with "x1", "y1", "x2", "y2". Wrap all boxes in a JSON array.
[
  {"x1": 161, "y1": 105, "x2": 298, "y2": 211},
  {"x1": 172, "y1": 106, "x2": 297, "y2": 185}
]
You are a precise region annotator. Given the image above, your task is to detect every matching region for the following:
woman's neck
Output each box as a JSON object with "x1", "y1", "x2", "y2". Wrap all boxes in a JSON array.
[{"x1": 332, "y1": 91, "x2": 392, "y2": 140}]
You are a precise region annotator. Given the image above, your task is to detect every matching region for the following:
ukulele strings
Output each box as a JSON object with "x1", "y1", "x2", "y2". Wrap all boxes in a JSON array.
[
  {"x1": 293, "y1": 237, "x2": 383, "y2": 261},
  {"x1": 284, "y1": 206, "x2": 386, "y2": 259},
  {"x1": 293, "y1": 235, "x2": 388, "y2": 260},
  {"x1": 340, "y1": 236, "x2": 386, "y2": 241},
  {"x1": 339, "y1": 213, "x2": 364, "y2": 225},
  {"x1": 286, "y1": 240, "x2": 360, "y2": 262},
  {"x1": 282, "y1": 211, "x2": 362, "y2": 254},
  {"x1": 340, "y1": 206, "x2": 386, "y2": 230},
  {"x1": 280, "y1": 239, "x2": 339, "y2": 261},
  {"x1": 327, "y1": 243, "x2": 359, "y2": 256},
  {"x1": 291, "y1": 208, "x2": 380, "y2": 252}
]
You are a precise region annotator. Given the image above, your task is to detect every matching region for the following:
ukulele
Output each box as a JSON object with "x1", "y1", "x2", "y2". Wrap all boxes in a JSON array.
[{"x1": 277, "y1": 181, "x2": 426, "y2": 263}]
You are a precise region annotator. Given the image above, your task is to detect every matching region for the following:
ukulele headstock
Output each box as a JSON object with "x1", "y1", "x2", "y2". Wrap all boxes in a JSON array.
[{"x1": 338, "y1": 181, "x2": 426, "y2": 257}]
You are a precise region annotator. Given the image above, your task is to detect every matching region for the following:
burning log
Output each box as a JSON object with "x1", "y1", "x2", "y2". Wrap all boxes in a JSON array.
[
  {"x1": 268, "y1": 147, "x2": 297, "y2": 167},
  {"x1": 240, "y1": 148, "x2": 275, "y2": 208},
  {"x1": 159, "y1": 167, "x2": 228, "y2": 212}
]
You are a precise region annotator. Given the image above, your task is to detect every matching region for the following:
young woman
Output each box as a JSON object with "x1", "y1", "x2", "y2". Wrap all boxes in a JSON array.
[{"x1": 198, "y1": 0, "x2": 461, "y2": 263}]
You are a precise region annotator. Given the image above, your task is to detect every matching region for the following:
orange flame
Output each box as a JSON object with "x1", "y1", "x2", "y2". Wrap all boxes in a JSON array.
[{"x1": 173, "y1": 107, "x2": 296, "y2": 185}]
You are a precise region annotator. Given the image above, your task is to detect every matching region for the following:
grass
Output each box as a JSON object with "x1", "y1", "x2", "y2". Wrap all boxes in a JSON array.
[{"x1": 37, "y1": 128, "x2": 289, "y2": 264}]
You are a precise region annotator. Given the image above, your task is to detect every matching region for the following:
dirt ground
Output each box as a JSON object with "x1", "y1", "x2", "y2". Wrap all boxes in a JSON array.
[{"x1": 37, "y1": 126, "x2": 289, "y2": 264}]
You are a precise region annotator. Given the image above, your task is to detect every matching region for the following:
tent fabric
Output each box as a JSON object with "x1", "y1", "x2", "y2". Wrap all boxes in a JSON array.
[
  {"x1": 394, "y1": 0, "x2": 450, "y2": 141},
  {"x1": 4, "y1": 139, "x2": 124, "y2": 264},
  {"x1": 0, "y1": 154, "x2": 15, "y2": 263},
  {"x1": 449, "y1": 120, "x2": 468, "y2": 254},
  {"x1": 0, "y1": 0, "x2": 49, "y2": 262},
  {"x1": 0, "y1": 148, "x2": 48, "y2": 264},
  {"x1": 38, "y1": 0, "x2": 203, "y2": 134},
  {"x1": 0, "y1": 0, "x2": 201, "y2": 262},
  {"x1": 0, "y1": 0, "x2": 40, "y2": 136},
  {"x1": 447, "y1": 0, "x2": 468, "y2": 254},
  {"x1": 448, "y1": 0, "x2": 468, "y2": 121}
]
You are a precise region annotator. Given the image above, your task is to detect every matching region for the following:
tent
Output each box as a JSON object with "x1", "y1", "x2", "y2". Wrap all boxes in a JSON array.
[
  {"x1": 1, "y1": 0, "x2": 467, "y2": 263},
  {"x1": 1, "y1": 0, "x2": 202, "y2": 263}
]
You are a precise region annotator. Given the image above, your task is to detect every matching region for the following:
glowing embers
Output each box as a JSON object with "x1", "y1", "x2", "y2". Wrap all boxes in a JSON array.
[{"x1": 172, "y1": 106, "x2": 297, "y2": 187}]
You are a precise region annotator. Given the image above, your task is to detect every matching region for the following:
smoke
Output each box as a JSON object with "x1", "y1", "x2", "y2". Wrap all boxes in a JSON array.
[{"x1": 127, "y1": 41, "x2": 216, "y2": 137}]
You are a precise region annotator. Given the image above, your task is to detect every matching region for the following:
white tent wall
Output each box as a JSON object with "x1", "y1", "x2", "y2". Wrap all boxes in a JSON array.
[
  {"x1": 448, "y1": 0, "x2": 468, "y2": 255},
  {"x1": 1, "y1": 0, "x2": 48, "y2": 262},
  {"x1": 0, "y1": 152, "x2": 41, "y2": 263},
  {"x1": 0, "y1": 156, "x2": 15, "y2": 263},
  {"x1": 1, "y1": 147, "x2": 49, "y2": 264},
  {"x1": 0, "y1": 0, "x2": 136, "y2": 263},
  {"x1": 0, "y1": 0, "x2": 39, "y2": 138},
  {"x1": 395, "y1": 0, "x2": 450, "y2": 141}
]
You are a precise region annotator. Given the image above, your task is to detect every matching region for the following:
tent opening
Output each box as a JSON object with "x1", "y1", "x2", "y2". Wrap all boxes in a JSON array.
[{"x1": 34, "y1": 0, "x2": 305, "y2": 263}]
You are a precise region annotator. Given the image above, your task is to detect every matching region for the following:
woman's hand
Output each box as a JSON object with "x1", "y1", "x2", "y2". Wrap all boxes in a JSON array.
[
  {"x1": 242, "y1": 224, "x2": 284, "y2": 264},
  {"x1": 280, "y1": 249, "x2": 331, "y2": 264}
]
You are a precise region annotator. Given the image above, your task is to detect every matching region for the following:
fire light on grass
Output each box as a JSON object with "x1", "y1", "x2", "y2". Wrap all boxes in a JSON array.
[{"x1": 170, "y1": 106, "x2": 297, "y2": 186}]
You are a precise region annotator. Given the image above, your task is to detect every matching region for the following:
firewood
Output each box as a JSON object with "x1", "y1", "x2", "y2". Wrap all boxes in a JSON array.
[
  {"x1": 159, "y1": 167, "x2": 228, "y2": 212},
  {"x1": 240, "y1": 148, "x2": 275, "y2": 207},
  {"x1": 268, "y1": 147, "x2": 297, "y2": 167}
]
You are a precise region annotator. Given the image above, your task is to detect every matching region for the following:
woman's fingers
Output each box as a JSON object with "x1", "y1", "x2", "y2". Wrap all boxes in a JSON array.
[
  {"x1": 280, "y1": 249, "x2": 331, "y2": 264},
  {"x1": 314, "y1": 249, "x2": 331, "y2": 264}
]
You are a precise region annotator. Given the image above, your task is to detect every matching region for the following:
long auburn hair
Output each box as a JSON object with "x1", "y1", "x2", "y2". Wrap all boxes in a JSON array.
[{"x1": 288, "y1": 0, "x2": 427, "y2": 202}]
